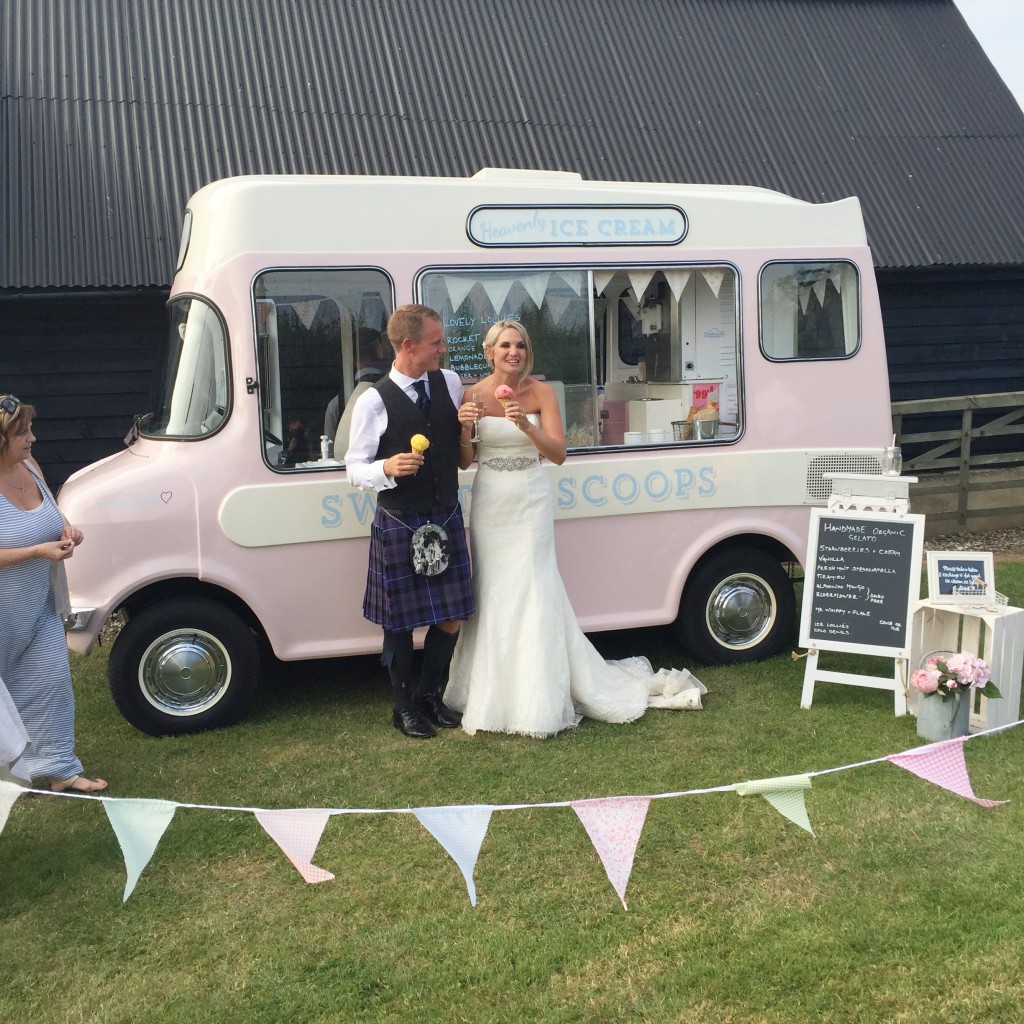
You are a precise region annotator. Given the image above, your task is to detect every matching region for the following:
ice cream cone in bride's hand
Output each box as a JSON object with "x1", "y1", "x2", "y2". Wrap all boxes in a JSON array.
[{"x1": 494, "y1": 385, "x2": 515, "y2": 411}]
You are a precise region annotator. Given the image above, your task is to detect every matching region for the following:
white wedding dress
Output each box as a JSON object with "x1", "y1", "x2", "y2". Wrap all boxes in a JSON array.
[{"x1": 445, "y1": 415, "x2": 659, "y2": 737}]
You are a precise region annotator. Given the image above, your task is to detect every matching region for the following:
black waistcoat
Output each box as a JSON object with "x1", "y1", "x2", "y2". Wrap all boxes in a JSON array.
[{"x1": 374, "y1": 371, "x2": 460, "y2": 513}]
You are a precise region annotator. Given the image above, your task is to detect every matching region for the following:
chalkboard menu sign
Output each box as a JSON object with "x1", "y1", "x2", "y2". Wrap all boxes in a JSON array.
[
  {"x1": 799, "y1": 508, "x2": 925, "y2": 656},
  {"x1": 444, "y1": 321, "x2": 491, "y2": 381}
]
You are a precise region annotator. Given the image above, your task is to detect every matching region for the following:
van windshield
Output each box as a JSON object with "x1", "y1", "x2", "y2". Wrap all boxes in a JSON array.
[{"x1": 143, "y1": 297, "x2": 230, "y2": 438}]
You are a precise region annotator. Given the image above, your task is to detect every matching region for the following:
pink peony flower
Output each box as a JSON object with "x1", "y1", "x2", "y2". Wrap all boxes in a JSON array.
[
  {"x1": 915, "y1": 651, "x2": 998, "y2": 700},
  {"x1": 911, "y1": 669, "x2": 939, "y2": 694},
  {"x1": 945, "y1": 652, "x2": 991, "y2": 687}
]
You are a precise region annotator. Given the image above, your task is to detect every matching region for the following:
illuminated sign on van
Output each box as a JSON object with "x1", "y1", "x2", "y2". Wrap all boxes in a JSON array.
[{"x1": 467, "y1": 205, "x2": 687, "y2": 247}]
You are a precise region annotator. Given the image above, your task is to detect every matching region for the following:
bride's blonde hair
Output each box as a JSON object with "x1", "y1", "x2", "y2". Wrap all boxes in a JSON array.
[{"x1": 482, "y1": 319, "x2": 534, "y2": 382}]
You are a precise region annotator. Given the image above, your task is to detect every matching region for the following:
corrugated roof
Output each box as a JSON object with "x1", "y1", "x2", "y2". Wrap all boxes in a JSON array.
[{"x1": 3, "y1": 0, "x2": 1023, "y2": 288}]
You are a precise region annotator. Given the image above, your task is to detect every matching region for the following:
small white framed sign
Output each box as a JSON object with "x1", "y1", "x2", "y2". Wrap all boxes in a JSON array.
[{"x1": 926, "y1": 550, "x2": 995, "y2": 604}]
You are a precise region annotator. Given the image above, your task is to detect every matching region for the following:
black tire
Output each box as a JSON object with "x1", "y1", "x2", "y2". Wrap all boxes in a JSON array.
[
  {"x1": 675, "y1": 548, "x2": 795, "y2": 665},
  {"x1": 108, "y1": 597, "x2": 260, "y2": 736}
]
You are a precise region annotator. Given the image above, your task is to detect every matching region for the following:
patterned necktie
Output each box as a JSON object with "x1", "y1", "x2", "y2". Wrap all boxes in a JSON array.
[{"x1": 413, "y1": 379, "x2": 430, "y2": 417}]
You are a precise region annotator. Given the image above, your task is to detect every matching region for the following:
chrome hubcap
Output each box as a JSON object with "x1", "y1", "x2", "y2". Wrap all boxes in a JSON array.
[
  {"x1": 706, "y1": 573, "x2": 777, "y2": 650},
  {"x1": 139, "y1": 628, "x2": 231, "y2": 715}
]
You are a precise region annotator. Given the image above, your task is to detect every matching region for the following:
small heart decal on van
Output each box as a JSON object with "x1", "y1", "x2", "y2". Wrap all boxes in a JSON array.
[{"x1": 160, "y1": 491, "x2": 173, "y2": 503}]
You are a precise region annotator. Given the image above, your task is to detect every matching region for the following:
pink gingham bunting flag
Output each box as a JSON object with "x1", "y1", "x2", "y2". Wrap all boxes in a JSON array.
[
  {"x1": 255, "y1": 809, "x2": 335, "y2": 883},
  {"x1": 572, "y1": 796, "x2": 651, "y2": 910},
  {"x1": 888, "y1": 737, "x2": 1007, "y2": 807}
]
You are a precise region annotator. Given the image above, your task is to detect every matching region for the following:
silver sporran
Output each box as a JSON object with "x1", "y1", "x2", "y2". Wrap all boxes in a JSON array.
[{"x1": 410, "y1": 522, "x2": 450, "y2": 576}]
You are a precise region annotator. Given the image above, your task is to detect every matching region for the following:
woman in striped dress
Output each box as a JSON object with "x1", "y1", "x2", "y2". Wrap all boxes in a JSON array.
[{"x1": 0, "y1": 395, "x2": 107, "y2": 792}]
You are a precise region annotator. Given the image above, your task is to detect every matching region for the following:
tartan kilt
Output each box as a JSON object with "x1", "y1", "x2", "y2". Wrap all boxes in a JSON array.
[{"x1": 363, "y1": 501, "x2": 475, "y2": 631}]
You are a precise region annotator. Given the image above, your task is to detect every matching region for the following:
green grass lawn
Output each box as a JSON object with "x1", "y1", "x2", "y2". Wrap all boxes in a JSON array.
[{"x1": 3, "y1": 564, "x2": 1023, "y2": 1024}]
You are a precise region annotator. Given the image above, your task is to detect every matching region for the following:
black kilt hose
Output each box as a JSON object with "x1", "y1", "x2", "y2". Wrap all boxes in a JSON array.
[{"x1": 363, "y1": 501, "x2": 474, "y2": 631}]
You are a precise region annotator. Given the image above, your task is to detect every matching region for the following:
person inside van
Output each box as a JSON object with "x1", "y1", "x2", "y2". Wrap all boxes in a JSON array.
[
  {"x1": 324, "y1": 327, "x2": 388, "y2": 441},
  {"x1": 344, "y1": 305, "x2": 479, "y2": 738},
  {"x1": 282, "y1": 415, "x2": 313, "y2": 467}
]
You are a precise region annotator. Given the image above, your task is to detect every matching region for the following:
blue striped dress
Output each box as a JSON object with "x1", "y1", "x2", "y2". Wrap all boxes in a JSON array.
[{"x1": 0, "y1": 469, "x2": 83, "y2": 782}]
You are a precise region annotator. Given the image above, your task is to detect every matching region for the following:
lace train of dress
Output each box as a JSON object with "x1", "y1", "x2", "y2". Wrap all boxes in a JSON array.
[{"x1": 445, "y1": 416, "x2": 655, "y2": 737}]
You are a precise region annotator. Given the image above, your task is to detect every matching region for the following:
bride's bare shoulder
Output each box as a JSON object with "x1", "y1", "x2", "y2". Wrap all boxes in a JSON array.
[{"x1": 523, "y1": 377, "x2": 555, "y2": 398}]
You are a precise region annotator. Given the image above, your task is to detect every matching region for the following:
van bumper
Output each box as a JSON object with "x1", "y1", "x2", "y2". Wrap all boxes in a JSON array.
[{"x1": 65, "y1": 607, "x2": 98, "y2": 654}]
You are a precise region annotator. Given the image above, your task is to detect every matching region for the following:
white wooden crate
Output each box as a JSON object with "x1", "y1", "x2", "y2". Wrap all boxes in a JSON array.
[{"x1": 908, "y1": 601, "x2": 1024, "y2": 732}]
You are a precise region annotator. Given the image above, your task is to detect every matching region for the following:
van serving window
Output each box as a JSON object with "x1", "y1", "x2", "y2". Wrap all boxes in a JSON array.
[
  {"x1": 759, "y1": 261, "x2": 860, "y2": 360},
  {"x1": 253, "y1": 269, "x2": 393, "y2": 470},
  {"x1": 420, "y1": 264, "x2": 738, "y2": 449}
]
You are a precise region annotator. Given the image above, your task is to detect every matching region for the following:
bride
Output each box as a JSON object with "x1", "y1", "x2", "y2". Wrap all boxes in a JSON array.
[{"x1": 444, "y1": 320, "x2": 668, "y2": 737}]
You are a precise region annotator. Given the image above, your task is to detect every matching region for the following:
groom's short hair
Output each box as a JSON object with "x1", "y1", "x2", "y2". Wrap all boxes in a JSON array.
[{"x1": 387, "y1": 304, "x2": 441, "y2": 352}]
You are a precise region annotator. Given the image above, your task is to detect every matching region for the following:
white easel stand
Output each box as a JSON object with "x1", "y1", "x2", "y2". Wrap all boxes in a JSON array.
[
  {"x1": 909, "y1": 600, "x2": 1024, "y2": 732},
  {"x1": 800, "y1": 472, "x2": 919, "y2": 716},
  {"x1": 800, "y1": 649, "x2": 909, "y2": 716}
]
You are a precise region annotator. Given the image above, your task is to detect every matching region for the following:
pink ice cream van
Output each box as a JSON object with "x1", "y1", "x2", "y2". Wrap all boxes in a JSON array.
[{"x1": 59, "y1": 169, "x2": 894, "y2": 735}]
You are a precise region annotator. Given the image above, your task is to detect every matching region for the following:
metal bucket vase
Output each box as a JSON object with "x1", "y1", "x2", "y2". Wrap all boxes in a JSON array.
[{"x1": 916, "y1": 691, "x2": 971, "y2": 742}]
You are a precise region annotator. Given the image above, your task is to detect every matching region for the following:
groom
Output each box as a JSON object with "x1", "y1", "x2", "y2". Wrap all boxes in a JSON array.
[{"x1": 345, "y1": 304, "x2": 477, "y2": 738}]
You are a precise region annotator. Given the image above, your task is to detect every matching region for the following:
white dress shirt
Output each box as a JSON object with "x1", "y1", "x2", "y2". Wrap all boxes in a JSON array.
[{"x1": 345, "y1": 367, "x2": 464, "y2": 492}]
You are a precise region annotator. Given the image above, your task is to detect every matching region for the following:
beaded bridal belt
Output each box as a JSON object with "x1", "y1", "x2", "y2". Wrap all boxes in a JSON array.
[{"x1": 480, "y1": 455, "x2": 538, "y2": 471}]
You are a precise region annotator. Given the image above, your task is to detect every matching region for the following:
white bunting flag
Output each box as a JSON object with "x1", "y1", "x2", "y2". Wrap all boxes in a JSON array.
[
  {"x1": 520, "y1": 272, "x2": 551, "y2": 309},
  {"x1": 560, "y1": 271, "x2": 586, "y2": 297},
  {"x1": 572, "y1": 796, "x2": 651, "y2": 910},
  {"x1": 593, "y1": 270, "x2": 617, "y2": 297},
  {"x1": 444, "y1": 275, "x2": 475, "y2": 314},
  {"x1": 701, "y1": 268, "x2": 726, "y2": 298},
  {"x1": 104, "y1": 798, "x2": 178, "y2": 902},
  {"x1": 255, "y1": 809, "x2": 336, "y2": 883},
  {"x1": 546, "y1": 294, "x2": 573, "y2": 325},
  {"x1": 628, "y1": 270, "x2": 656, "y2": 305},
  {"x1": 291, "y1": 300, "x2": 321, "y2": 330},
  {"x1": 482, "y1": 278, "x2": 514, "y2": 317},
  {"x1": 414, "y1": 805, "x2": 494, "y2": 907},
  {"x1": 664, "y1": 269, "x2": 692, "y2": 304}
]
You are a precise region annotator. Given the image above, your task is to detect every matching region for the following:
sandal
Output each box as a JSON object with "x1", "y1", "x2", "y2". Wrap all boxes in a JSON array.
[{"x1": 50, "y1": 775, "x2": 109, "y2": 794}]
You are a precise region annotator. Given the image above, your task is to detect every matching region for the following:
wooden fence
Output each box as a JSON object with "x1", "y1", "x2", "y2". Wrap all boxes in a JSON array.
[{"x1": 892, "y1": 390, "x2": 1024, "y2": 530}]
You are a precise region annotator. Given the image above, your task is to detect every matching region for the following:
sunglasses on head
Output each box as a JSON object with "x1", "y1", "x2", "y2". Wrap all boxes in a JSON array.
[{"x1": 0, "y1": 396, "x2": 21, "y2": 416}]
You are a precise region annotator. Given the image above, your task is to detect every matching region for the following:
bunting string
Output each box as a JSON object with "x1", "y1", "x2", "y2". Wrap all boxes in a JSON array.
[{"x1": 2, "y1": 719, "x2": 1018, "y2": 907}]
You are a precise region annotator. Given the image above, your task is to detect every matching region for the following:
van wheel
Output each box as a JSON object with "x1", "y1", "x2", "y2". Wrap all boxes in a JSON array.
[
  {"x1": 108, "y1": 598, "x2": 260, "y2": 736},
  {"x1": 676, "y1": 549, "x2": 795, "y2": 665}
]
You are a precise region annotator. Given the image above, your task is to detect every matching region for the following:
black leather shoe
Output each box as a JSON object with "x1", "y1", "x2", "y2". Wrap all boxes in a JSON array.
[
  {"x1": 392, "y1": 705, "x2": 436, "y2": 739},
  {"x1": 416, "y1": 692, "x2": 462, "y2": 729}
]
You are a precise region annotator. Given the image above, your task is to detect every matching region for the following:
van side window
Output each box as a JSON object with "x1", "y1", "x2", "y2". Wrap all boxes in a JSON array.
[
  {"x1": 760, "y1": 261, "x2": 860, "y2": 360},
  {"x1": 253, "y1": 270, "x2": 393, "y2": 470},
  {"x1": 143, "y1": 297, "x2": 230, "y2": 438},
  {"x1": 420, "y1": 264, "x2": 739, "y2": 449}
]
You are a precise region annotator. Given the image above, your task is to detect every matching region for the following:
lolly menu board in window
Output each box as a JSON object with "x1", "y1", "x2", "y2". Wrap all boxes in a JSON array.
[{"x1": 799, "y1": 508, "x2": 925, "y2": 656}]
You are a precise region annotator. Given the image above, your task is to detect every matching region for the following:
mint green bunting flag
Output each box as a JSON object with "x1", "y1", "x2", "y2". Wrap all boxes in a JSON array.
[
  {"x1": 734, "y1": 774, "x2": 814, "y2": 835},
  {"x1": 104, "y1": 798, "x2": 178, "y2": 902}
]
